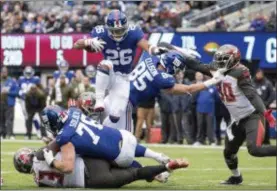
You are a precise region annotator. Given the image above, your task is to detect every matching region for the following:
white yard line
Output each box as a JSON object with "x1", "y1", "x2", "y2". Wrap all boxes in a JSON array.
[
  {"x1": 182, "y1": 167, "x2": 276, "y2": 171},
  {"x1": 1, "y1": 140, "x2": 248, "y2": 150}
]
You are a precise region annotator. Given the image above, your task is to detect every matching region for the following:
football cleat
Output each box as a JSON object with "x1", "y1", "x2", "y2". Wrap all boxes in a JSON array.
[
  {"x1": 220, "y1": 175, "x2": 243, "y2": 185},
  {"x1": 154, "y1": 172, "x2": 170, "y2": 183},
  {"x1": 166, "y1": 159, "x2": 189, "y2": 171}
]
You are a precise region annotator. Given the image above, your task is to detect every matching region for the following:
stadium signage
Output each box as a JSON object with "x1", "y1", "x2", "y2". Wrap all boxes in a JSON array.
[{"x1": 1, "y1": 32, "x2": 276, "y2": 68}]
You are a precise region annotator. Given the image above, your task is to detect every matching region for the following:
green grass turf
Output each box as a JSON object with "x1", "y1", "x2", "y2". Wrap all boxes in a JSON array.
[{"x1": 1, "y1": 140, "x2": 276, "y2": 190}]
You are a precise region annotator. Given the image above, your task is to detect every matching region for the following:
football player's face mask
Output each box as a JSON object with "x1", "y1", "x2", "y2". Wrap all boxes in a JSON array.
[
  {"x1": 78, "y1": 92, "x2": 99, "y2": 120},
  {"x1": 213, "y1": 44, "x2": 241, "y2": 70},
  {"x1": 13, "y1": 148, "x2": 35, "y2": 174},
  {"x1": 106, "y1": 10, "x2": 128, "y2": 42}
]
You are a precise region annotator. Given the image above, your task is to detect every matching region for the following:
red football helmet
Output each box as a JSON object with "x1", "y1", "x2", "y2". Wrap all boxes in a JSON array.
[
  {"x1": 13, "y1": 148, "x2": 35, "y2": 174},
  {"x1": 78, "y1": 92, "x2": 97, "y2": 117},
  {"x1": 213, "y1": 44, "x2": 241, "y2": 69}
]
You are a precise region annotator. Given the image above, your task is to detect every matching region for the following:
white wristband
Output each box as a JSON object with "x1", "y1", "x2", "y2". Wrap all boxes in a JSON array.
[{"x1": 203, "y1": 78, "x2": 217, "y2": 87}]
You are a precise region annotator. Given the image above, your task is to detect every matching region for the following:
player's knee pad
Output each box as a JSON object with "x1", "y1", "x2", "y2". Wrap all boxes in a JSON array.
[
  {"x1": 109, "y1": 115, "x2": 120, "y2": 123},
  {"x1": 97, "y1": 60, "x2": 113, "y2": 75}
]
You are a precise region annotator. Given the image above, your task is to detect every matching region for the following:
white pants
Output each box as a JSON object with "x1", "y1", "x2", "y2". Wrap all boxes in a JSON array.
[
  {"x1": 114, "y1": 130, "x2": 137, "y2": 168},
  {"x1": 103, "y1": 98, "x2": 133, "y2": 132}
]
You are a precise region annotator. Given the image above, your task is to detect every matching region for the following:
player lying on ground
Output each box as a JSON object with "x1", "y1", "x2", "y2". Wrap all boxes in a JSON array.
[
  {"x1": 74, "y1": 10, "x2": 167, "y2": 127},
  {"x1": 101, "y1": 50, "x2": 226, "y2": 131},
  {"x1": 40, "y1": 105, "x2": 185, "y2": 174},
  {"x1": 160, "y1": 42, "x2": 277, "y2": 185},
  {"x1": 14, "y1": 147, "x2": 188, "y2": 188}
]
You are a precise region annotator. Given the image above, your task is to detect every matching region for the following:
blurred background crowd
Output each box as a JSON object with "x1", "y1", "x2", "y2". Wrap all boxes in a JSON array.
[
  {"x1": 1, "y1": 62, "x2": 276, "y2": 146},
  {"x1": 1, "y1": 1, "x2": 276, "y2": 34}
]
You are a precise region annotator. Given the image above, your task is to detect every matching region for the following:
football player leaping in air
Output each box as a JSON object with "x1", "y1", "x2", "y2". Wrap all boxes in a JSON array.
[
  {"x1": 160, "y1": 42, "x2": 276, "y2": 185},
  {"x1": 74, "y1": 10, "x2": 167, "y2": 128}
]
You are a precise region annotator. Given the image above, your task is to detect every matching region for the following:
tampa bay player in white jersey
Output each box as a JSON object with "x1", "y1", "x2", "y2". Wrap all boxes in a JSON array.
[
  {"x1": 161, "y1": 42, "x2": 277, "y2": 185},
  {"x1": 74, "y1": 10, "x2": 167, "y2": 128},
  {"x1": 13, "y1": 147, "x2": 188, "y2": 188}
]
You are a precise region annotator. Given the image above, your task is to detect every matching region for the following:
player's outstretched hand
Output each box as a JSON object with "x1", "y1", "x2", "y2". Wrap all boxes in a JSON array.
[
  {"x1": 84, "y1": 37, "x2": 106, "y2": 52},
  {"x1": 43, "y1": 148, "x2": 55, "y2": 167}
]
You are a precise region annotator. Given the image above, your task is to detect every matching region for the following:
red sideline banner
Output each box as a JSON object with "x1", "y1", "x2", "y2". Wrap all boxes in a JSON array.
[{"x1": 0, "y1": 34, "x2": 105, "y2": 67}]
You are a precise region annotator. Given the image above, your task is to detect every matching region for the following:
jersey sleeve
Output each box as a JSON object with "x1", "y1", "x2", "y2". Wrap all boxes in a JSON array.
[
  {"x1": 53, "y1": 71, "x2": 60, "y2": 79},
  {"x1": 154, "y1": 72, "x2": 175, "y2": 90},
  {"x1": 132, "y1": 25, "x2": 144, "y2": 44},
  {"x1": 90, "y1": 25, "x2": 105, "y2": 38},
  {"x1": 236, "y1": 67, "x2": 266, "y2": 114},
  {"x1": 56, "y1": 125, "x2": 75, "y2": 147},
  {"x1": 68, "y1": 70, "x2": 75, "y2": 80},
  {"x1": 33, "y1": 76, "x2": 41, "y2": 84}
]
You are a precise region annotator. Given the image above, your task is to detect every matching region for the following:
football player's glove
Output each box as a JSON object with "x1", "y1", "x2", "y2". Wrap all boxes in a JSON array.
[{"x1": 84, "y1": 37, "x2": 106, "y2": 52}]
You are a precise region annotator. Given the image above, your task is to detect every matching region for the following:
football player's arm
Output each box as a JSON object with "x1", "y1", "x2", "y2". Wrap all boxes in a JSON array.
[
  {"x1": 137, "y1": 39, "x2": 168, "y2": 56},
  {"x1": 44, "y1": 142, "x2": 75, "y2": 174},
  {"x1": 73, "y1": 39, "x2": 95, "y2": 52},
  {"x1": 237, "y1": 70, "x2": 266, "y2": 113},
  {"x1": 164, "y1": 83, "x2": 207, "y2": 95}
]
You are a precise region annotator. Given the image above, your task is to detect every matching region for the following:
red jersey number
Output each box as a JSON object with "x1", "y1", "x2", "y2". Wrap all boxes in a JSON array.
[
  {"x1": 38, "y1": 171, "x2": 64, "y2": 185},
  {"x1": 217, "y1": 82, "x2": 236, "y2": 102}
]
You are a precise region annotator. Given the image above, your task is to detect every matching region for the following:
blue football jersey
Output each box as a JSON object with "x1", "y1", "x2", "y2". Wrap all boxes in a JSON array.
[
  {"x1": 56, "y1": 107, "x2": 122, "y2": 160},
  {"x1": 90, "y1": 25, "x2": 144, "y2": 74},
  {"x1": 53, "y1": 70, "x2": 75, "y2": 82},
  {"x1": 129, "y1": 56, "x2": 176, "y2": 106},
  {"x1": 18, "y1": 76, "x2": 40, "y2": 98}
]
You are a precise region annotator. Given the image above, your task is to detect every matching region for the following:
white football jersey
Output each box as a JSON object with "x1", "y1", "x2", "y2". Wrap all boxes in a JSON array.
[
  {"x1": 33, "y1": 153, "x2": 85, "y2": 188},
  {"x1": 218, "y1": 75, "x2": 255, "y2": 122}
]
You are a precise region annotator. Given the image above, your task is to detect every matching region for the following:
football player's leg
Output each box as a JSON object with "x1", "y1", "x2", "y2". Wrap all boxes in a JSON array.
[
  {"x1": 103, "y1": 101, "x2": 133, "y2": 132},
  {"x1": 107, "y1": 74, "x2": 130, "y2": 123},
  {"x1": 95, "y1": 60, "x2": 113, "y2": 112},
  {"x1": 135, "y1": 144, "x2": 170, "y2": 164},
  {"x1": 244, "y1": 114, "x2": 276, "y2": 157},
  {"x1": 221, "y1": 123, "x2": 245, "y2": 184}
]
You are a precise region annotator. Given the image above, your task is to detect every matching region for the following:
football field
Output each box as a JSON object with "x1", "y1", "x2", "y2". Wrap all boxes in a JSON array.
[{"x1": 1, "y1": 139, "x2": 276, "y2": 190}]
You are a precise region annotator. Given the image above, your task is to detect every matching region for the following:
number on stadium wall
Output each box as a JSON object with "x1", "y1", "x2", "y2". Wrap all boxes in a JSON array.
[
  {"x1": 76, "y1": 115, "x2": 102, "y2": 145},
  {"x1": 217, "y1": 82, "x2": 236, "y2": 102},
  {"x1": 244, "y1": 36, "x2": 255, "y2": 60},
  {"x1": 106, "y1": 49, "x2": 132, "y2": 65},
  {"x1": 3, "y1": 50, "x2": 23, "y2": 66},
  {"x1": 130, "y1": 61, "x2": 153, "y2": 91},
  {"x1": 266, "y1": 38, "x2": 276, "y2": 63}
]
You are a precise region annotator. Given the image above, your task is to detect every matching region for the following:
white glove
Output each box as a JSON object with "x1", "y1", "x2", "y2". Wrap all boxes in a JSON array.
[
  {"x1": 84, "y1": 37, "x2": 106, "y2": 52},
  {"x1": 43, "y1": 148, "x2": 55, "y2": 167},
  {"x1": 203, "y1": 69, "x2": 225, "y2": 87},
  {"x1": 173, "y1": 46, "x2": 201, "y2": 59}
]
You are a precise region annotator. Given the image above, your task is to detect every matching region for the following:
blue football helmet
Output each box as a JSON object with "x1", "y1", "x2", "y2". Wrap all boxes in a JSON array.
[
  {"x1": 23, "y1": 66, "x2": 34, "y2": 79},
  {"x1": 160, "y1": 51, "x2": 186, "y2": 74},
  {"x1": 57, "y1": 60, "x2": 69, "y2": 74},
  {"x1": 85, "y1": 65, "x2": 96, "y2": 78},
  {"x1": 41, "y1": 105, "x2": 67, "y2": 136},
  {"x1": 106, "y1": 10, "x2": 128, "y2": 42}
]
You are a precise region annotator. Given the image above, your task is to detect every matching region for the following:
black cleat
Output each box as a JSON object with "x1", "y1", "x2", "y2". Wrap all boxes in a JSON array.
[{"x1": 220, "y1": 175, "x2": 243, "y2": 185}]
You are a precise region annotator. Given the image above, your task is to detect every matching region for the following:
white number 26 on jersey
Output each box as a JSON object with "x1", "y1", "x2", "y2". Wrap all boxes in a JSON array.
[
  {"x1": 76, "y1": 115, "x2": 103, "y2": 145},
  {"x1": 129, "y1": 61, "x2": 153, "y2": 91}
]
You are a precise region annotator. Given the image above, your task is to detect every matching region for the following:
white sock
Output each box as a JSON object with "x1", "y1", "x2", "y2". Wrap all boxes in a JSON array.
[
  {"x1": 231, "y1": 169, "x2": 241, "y2": 177},
  {"x1": 95, "y1": 71, "x2": 110, "y2": 101},
  {"x1": 144, "y1": 148, "x2": 161, "y2": 160}
]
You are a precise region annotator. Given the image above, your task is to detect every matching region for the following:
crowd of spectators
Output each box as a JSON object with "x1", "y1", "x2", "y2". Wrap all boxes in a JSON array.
[
  {"x1": 1, "y1": 64, "x2": 276, "y2": 145},
  {"x1": 2, "y1": 1, "x2": 274, "y2": 34}
]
